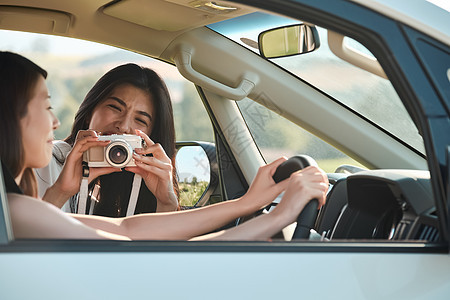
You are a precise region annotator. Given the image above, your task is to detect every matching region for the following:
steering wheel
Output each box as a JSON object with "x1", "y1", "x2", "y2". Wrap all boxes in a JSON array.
[{"x1": 272, "y1": 155, "x2": 319, "y2": 240}]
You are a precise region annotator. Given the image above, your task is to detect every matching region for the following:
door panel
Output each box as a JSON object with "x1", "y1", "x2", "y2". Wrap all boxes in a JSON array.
[{"x1": 1, "y1": 251, "x2": 449, "y2": 299}]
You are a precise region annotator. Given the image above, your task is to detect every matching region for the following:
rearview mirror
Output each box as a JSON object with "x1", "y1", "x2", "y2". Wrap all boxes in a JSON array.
[{"x1": 258, "y1": 24, "x2": 320, "y2": 59}]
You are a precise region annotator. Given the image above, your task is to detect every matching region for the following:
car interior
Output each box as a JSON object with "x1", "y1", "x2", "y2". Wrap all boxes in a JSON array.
[{"x1": 0, "y1": 0, "x2": 445, "y2": 245}]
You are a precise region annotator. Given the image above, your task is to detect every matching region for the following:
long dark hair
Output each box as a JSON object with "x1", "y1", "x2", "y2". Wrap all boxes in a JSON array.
[
  {"x1": 66, "y1": 64, "x2": 179, "y2": 215},
  {"x1": 0, "y1": 51, "x2": 48, "y2": 197}
]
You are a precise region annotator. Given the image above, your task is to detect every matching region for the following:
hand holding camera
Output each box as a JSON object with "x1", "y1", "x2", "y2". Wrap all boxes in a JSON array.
[
  {"x1": 83, "y1": 134, "x2": 145, "y2": 168},
  {"x1": 81, "y1": 129, "x2": 178, "y2": 211}
]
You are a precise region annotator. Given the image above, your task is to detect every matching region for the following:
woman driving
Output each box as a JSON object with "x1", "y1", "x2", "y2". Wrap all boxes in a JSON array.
[{"x1": 0, "y1": 51, "x2": 328, "y2": 241}]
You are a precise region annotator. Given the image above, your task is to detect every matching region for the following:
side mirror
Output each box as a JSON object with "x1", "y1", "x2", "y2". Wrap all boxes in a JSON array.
[
  {"x1": 258, "y1": 24, "x2": 320, "y2": 59},
  {"x1": 175, "y1": 142, "x2": 219, "y2": 208}
]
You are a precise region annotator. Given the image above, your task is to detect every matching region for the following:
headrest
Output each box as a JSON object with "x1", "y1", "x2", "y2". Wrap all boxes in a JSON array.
[{"x1": 1, "y1": 161, "x2": 23, "y2": 194}]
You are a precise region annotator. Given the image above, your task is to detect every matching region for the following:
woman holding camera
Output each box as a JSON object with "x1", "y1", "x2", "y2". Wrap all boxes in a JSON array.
[
  {"x1": 1, "y1": 51, "x2": 328, "y2": 240},
  {"x1": 36, "y1": 64, "x2": 180, "y2": 216}
]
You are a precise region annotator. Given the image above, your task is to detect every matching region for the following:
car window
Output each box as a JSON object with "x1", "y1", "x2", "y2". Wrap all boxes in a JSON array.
[
  {"x1": 208, "y1": 13, "x2": 425, "y2": 155},
  {"x1": 0, "y1": 29, "x2": 214, "y2": 143},
  {"x1": 0, "y1": 29, "x2": 214, "y2": 207},
  {"x1": 237, "y1": 98, "x2": 366, "y2": 172}
]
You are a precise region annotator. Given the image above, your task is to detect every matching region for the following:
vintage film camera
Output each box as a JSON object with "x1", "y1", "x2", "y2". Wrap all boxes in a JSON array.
[{"x1": 83, "y1": 134, "x2": 144, "y2": 168}]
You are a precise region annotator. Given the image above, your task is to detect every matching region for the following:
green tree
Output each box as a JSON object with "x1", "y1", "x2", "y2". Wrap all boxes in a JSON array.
[{"x1": 173, "y1": 82, "x2": 214, "y2": 142}]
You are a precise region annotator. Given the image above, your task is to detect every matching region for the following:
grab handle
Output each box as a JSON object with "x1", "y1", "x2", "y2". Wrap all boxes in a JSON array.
[{"x1": 174, "y1": 46, "x2": 258, "y2": 100}]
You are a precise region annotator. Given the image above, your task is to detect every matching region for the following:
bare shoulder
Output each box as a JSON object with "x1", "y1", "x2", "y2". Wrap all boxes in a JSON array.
[
  {"x1": 8, "y1": 192, "x2": 61, "y2": 212},
  {"x1": 7, "y1": 193, "x2": 111, "y2": 239}
]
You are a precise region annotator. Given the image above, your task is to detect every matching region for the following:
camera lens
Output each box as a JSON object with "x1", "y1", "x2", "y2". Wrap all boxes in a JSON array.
[{"x1": 108, "y1": 145, "x2": 128, "y2": 165}]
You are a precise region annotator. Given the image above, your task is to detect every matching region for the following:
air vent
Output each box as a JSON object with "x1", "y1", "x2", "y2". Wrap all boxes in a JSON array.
[
  {"x1": 416, "y1": 224, "x2": 439, "y2": 242},
  {"x1": 393, "y1": 220, "x2": 410, "y2": 239}
]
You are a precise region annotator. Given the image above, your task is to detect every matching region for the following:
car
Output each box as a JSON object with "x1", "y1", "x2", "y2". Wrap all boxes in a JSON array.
[{"x1": 0, "y1": 0, "x2": 449, "y2": 299}]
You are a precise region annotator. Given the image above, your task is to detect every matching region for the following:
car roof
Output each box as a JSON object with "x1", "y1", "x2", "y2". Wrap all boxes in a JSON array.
[
  {"x1": 1, "y1": 0, "x2": 448, "y2": 49},
  {"x1": 0, "y1": 0, "x2": 258, "y2": 59}
]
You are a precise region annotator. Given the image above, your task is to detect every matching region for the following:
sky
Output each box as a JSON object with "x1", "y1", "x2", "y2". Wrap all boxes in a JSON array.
[
  {"x1": 0, "y1": 30, "x2": 116, "y2": 55},
  {"x1": 176, "y1": 146, "x2": 210, "y2": 182},
  {"x1": 427, "y1": 0, "x2": 450, "y2": 11}
]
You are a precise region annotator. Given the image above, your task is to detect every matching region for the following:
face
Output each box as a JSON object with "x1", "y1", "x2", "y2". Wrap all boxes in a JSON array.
[
  {"x1": 20, "y1": 75, "x2": 60, "y2": 169},
  {"x1": 88, "y1": 83, "x2": 155, "y2": 136}
]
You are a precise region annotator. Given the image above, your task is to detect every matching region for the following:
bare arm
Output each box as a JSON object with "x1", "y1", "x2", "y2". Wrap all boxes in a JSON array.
[
  {"x1": 72, "y1": 198, "x2": 246, "y2": 240},
  {"x1": 192, "y1": 166, "x2": 329, "y2": 241},
  {"x1": 11, "y1": 159, "x2": 327, "y2": 242},
  {"x1": 41, "y1": 181, "x2": 72, "y2": 208},
  {"x1": 8, "y1": 193, "x2": 129, "y2": 240},
  {"x1": 73, "y1": 160, "x2": 328, "y2": 241},
  {"x1": 190, "y1": 211, "x2": 286, "y2": 241},
  {"x1": 73, "y1": 157, "x2": 291, "y2": 240},
  {"x1": 10, "y1": 158, "x2": 288, "y2": 241}
]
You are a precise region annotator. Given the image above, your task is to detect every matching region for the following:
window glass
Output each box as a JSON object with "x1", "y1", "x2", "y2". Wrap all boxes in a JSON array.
[
  {"x1": 0, "y1": 30, "x2": 214, "y2": 143},
  {"x1": 208, "y1": 13, "x2": 424, "y2": 154},
  {"x1": 237, "y1": 98, "x2": 366, "y2": 172},
  {"x1": 270, "y1": 29, "x2": 424, "y2": 153},
  {"x1": 0, "y1": 30, "x2": 214, "y2": 208},
  {"x1": 176, "y1": 146, "x2": 210, "y2": 207}
]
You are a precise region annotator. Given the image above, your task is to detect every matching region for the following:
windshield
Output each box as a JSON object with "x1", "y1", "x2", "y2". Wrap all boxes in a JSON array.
[{"x1": 208, "y1": 12, "x2": 424, "y2": 154}]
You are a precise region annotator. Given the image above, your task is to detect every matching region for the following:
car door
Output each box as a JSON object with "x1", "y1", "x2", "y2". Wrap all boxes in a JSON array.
[{"x1": 0, "y1": 0, "x2": 449, "y2": 299}]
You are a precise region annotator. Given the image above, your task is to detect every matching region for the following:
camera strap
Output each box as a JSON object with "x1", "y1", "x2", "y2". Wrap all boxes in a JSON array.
[
  {"x1": 77, "y1": 162, "x2": 90, "y2": 214},
  {"x1": 88, "y1": 184, "x2": 100, "y2": 215},
  {"x1": 126, "y1": 174, "x2": 142, "y2": 216},
  {"x1": 77, "y1": 165, "x2": 141, "y2": 216}
]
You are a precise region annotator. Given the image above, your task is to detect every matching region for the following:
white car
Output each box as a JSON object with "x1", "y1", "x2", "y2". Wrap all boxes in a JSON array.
[{"x1": 0, "y1": 0, "x2": 449, "y2": 299}]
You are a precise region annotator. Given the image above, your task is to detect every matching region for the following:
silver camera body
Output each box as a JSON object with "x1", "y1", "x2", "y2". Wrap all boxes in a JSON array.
[{"x1": 84, "y1": 134, "x2": 144, "y2": 168}]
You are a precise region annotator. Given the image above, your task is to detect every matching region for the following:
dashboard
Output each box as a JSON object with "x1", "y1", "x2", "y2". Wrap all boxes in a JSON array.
[{"x1": 317, "y1": 169, "x2": 439, "y2": 242}]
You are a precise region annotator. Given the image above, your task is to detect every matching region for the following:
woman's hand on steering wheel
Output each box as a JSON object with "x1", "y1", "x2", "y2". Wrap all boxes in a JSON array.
[
  {"x1": 272, "y1": 166, "x2": 328, "y2": 225},
  {"x1": 238, "y1": 157, "x2": 291, "y2": 214}
]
